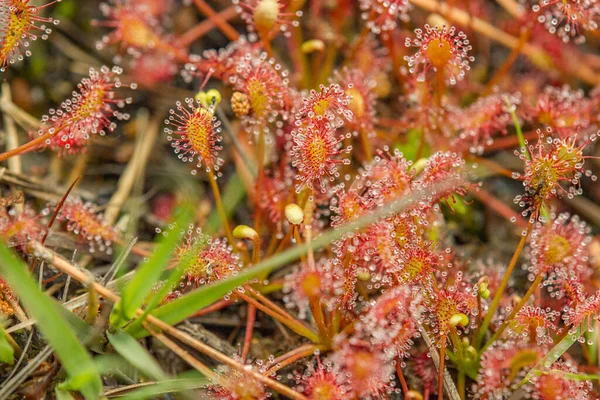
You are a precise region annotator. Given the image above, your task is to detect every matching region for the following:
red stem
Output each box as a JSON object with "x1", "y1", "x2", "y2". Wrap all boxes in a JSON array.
[
  {"x1": 0, "y1": 130, "x2": 55, "y2": 162},
  {"x1": 192, "y1": 0, "x2": 240, "y2": 41},
  {"x1": 471, "y1": 187, "x2": 528, "y2": 228},
  {"x1": 241, "y1": 304, "x2": 257, "y2": 361},
  {"x1": 179, "y1": 6, "x2": 238, "y2": 47}
]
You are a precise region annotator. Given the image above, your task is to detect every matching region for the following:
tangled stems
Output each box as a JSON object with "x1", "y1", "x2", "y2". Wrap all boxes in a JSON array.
[
  {"x1": 264, "y1": 344, "x2": 325, "y2": 376},
  {"x1": 237, "y1": 290, "x2": 320, "y2": 342},
  {"x1": 32, "y1": 242, "x2": 307, "y2": 400},
  {"x1": 475, "y1": 219, "x2": 534, "y2": 350},
  {"x1": 192, "y1": 0, "x2": 240, "y2": 41}
]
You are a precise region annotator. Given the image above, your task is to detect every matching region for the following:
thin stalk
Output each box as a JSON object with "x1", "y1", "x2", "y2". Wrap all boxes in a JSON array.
[
  {"x1": 483, "y1": 130, "x2": 539, "y2": 153},
  {"x1": 289, "y1": 23, "x2": 311, "y2": 89},
  {"x1": 475, "y1": 220, "x2": 533, "y2": 349},
  {"x1": 0, "y1": 129, "x2": 55, "y2": 162},
  {"x1": 261, "y1": 36, "x2": 275, "y2": 58},
  {"x1": 308, "y1": 297, "x2": 331, "y2": 346},
  {"x1": 293, "y1": 226, "x2": 307, "y2": 264},
  {"x1": 144, "y1": 322, "x2": 216, "y2": 379},
  {"x1": 472, "y1": 294, "x2": 484, "y2": 346},
  {"x1": 470, "y1": 187, "x2": 528, "y2": 229},
  {"x1": 438, "y1": 345, "x2": 446, "y2": 400},
  {"x1": 482, "y1": 272, "x2": 544, "y2": 352},
  {"x1": 191, "y1": 298, "x2": 233, "y2": 317},
  {"x1": 316, "y1": 43, "x2": 338, "y2": 86},
  {"x1": 179, "y1": 6, "x2": 238, "y2": 47},
  {"x1": 269, "y1": 344, "x2": 319, "y2": 367},
  {"x1": 359, "y1": 128, "x2": 373, "y2": 161},
  {"x1": 253, "y1": 128, "x2": 266, "y2": 236},
  {"x1": 505, "y1": 98, "x2": 529, "y2": 160},
  {"x1": 458, "y1": 369, "x2": 466, "y2": 400},
  {"x1": 348, "y1": 25, "x2": 371, "y2": 62},
  {"x1": 449, "y1": 329, "x2": 465, "y2": 400},
  {"x1": 207, "y1": 169, "x2": 235, "y2": 246},
  {"x1": 241, "y1": 304, "x2": 257, "y2": 361},
  {"x1": 192, "y1": 0, "x2": 239, "y2": 41},
  {"x1": 395, "y1": 360, "x2": 410, "y2": 397},
  {"x1": 303, "y1": 211, "x2": 331, "y2": 344},
  {"x1": 248, "y1": 287, "x2": 296, "y2": 321},
  {"x1": 484, "y1": 28, "x2": 530, "y2": 94},
  {"x1": 264, "y1": 344, "x2": 322, "y2": 376},
  {"x1": 435, "y1": 70, "x2": 445, "y2": 107},
  {"x1": 237, "y1": 291, "x2": 320, "y2": 342}
]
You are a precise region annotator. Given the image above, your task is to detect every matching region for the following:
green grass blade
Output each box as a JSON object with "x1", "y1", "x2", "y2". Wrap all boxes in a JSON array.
[
  {"x1": 55, "y1": 388, "x2": 76, "y2": 400},
  {"x1": 110, "y1": 205, "x2": 193, "y2": 329},
  {"x1": 520, "y1": 320, "x2": 587, "y2": 387},
  {"x1": 108, "y1": 331, "x2": 167, "y2": 381},
  {"x1": 540, "y1": 369, "x2": 600, "y2": 381},
  {"x1": 127, "y1": 178, "x2": 462, "y2": 337},
  {"x1": 0, "y1": 323, "x2": 14, "y2": 364},
  {"x1": 109, "y1": 374, "x2": 207, "y2": 399},
  {"x1": 0, "y1": 242, "x2": 102, "y2": 400}
]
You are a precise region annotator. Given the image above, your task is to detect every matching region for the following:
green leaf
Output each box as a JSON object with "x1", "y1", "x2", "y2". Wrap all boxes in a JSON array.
[
  {"x1": 0, "y1": 242, "x2": 102, "y2": 399},
  {"x1": 520, "y1": 320, "x2": 587, "y2": 386},
  {"x1": 538, "y1": 369, "x2": 600, "y2": 381},
  {"x1": 55, "y1": 388, "x2": 76, "y2": 400},
  {"x1": 109, "y1": 375, "x2": 208, "y2": 399},
  {"x1": 0, "y1": 324, "x2": 14, "y2": 364},
  {"x1": 94, "y1": 354, "x2": 134, "y2": 375},
  {"x1": 110, "y1": 205, "x2": 193, "y2": 329},
  {"x1": 108, "y1": 331, "x2": 167, "y2": 381},
  {"x1": 127, "y1": 177, "x2": 463, "y2": 337}
]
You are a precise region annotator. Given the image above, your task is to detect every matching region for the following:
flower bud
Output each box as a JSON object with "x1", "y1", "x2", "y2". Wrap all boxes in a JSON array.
[
  {"x1": 233, "y1": 224, "x2": 259, "y2": 241},
  {"x1": 301, "y1": 39, "x2": 325, "y2": 54},
  {"x1": 285, "y1": 203, "x2": 304, "y2": 225},
  {"x1": 231, "y1": 92, "x2": 251, "y2": 116}
]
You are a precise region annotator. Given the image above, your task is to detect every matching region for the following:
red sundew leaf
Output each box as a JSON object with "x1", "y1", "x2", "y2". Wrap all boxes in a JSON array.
[{"x1": 41, "y1": 176, "x2": 81, "y2": 245}]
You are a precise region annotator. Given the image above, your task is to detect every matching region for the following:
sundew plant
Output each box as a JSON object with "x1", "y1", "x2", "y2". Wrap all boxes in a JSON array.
[{"x1": 1, "y1": 0, "x2": 600, "y2": 399}]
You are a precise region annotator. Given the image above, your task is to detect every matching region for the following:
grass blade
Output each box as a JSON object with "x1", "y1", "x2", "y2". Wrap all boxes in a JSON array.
[
  {"x1": 519, "y1": 320, "x2": 587, "y2": 386},
  {"x1": 0, "y1": 242, "x2": 102, "y2": 399},
  {"x1": 107, "y1": 374, "x2": 207, "y2": 399},
  {"x1": 108, "y1": 331, "x2": 167, "y2": 381},
  {"x1": 0, "y1": 323, "x2": 14, "y2": 364},
  {"x1": 110, "y1": 205, "x2": 193, "y2": 328},
  {"x1": 55, "y1": 388, "x2": 77, "y2": 400}
]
